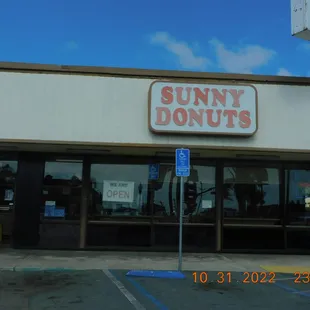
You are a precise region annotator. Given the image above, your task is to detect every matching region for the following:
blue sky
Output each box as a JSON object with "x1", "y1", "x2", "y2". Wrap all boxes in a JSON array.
[{"x1": 0, "y1": 0, "x2": 309, "y2": 76}]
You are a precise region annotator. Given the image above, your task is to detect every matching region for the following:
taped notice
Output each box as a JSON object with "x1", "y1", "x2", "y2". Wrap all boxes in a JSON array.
[
  {"x1": 44, "y1": 201, "x2": 56, "y2": 217},
  {"x1": 202, "y1": 200, "x2": 213, "y2": 209},
  {"x1": 102, "y1": 180, "x2": 135, "y2": 203},
  {"x1": 4, "y1": 189, "x2": 14, "y2": 201}
]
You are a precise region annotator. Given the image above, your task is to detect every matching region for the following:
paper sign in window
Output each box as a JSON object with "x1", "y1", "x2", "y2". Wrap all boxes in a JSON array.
[
  {"x1": 202, "y1": 200, "x2": 213, "y2": 209},
  {"x1": 102, "y1": 181, "x2": 135, "y2": 203},
  {"x1": 44, "y1": 201, "x2": 56, "y2": 217},
  {"x1": 4, "y1": 189, "x2": 14, "y2": 201}
]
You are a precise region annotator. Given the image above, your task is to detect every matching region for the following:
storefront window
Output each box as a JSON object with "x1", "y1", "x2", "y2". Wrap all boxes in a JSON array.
[
  {"x1": 90, "y1": 164, "x2": 149, "y2": 218},
  {"x1": 285, "y1": 169, "x2": 310, "y2": 226},
  {"x1": 223, "y1": 166, "x2": 280, "y2": 221},
  {"x1": 41, "y1": 160, "x2": 83, "y2": 220},
  {"x1": 0, "y1": 161, "x2": 17, "y2": 212},
  {"x1": 39, "y1": 160, "x2": 83, "y2": 249},
  {"x1": 152, "y1": 164, "x2": 216, "y2": 223},
  {"x1": 0, "y1": 160, "x2": 17, "y2": 239}
]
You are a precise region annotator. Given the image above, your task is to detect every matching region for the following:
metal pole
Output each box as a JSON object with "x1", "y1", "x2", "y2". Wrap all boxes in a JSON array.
[
  {"x1": 178, "y1": 176, "x2": 184, "y2": 271},
  {"x1": 79, "y1": 156, "x2": 90, "y2": 249},
  {"x1": 215, "y1": 161, "x2": 223, "y2": 252}
]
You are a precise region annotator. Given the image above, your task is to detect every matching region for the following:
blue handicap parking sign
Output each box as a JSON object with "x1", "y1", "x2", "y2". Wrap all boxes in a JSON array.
[
  {"x1": 175, "y1": 149, "x2": 190, "y2": 177},
  {"x1": 54, "y1": 208, "x2": 65, "y2": 218},
  {"x1": 149, "y1": 164, "x2": 159, "y2": 180},
  {"x1": 44, "y1": 205, "x2": 55, "y2": 217}
]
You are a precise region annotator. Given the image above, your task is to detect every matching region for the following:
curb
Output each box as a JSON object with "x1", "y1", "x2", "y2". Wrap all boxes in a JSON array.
[{"x1": 260, "y1": 265, "x2": 310, "y2": 274}]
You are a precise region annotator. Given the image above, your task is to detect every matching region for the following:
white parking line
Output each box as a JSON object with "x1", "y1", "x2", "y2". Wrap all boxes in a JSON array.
[{"x1": 102, "y1": 269, "x2": 146, "y2": 310}]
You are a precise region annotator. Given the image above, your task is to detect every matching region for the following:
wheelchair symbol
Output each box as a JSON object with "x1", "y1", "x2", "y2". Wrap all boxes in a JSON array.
[{"x1": 179, "y1": 151, "x2": 186, "y2": 160}]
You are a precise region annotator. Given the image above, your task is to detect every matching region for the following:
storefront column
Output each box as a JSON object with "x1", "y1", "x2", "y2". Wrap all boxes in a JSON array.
[
  {"x1": 280, "y1": 166, "x2": 287, "y2": 249},
  {"x1": 13, "y1": 152, "x2": 45, "y2": 247},
  {"x1": 215, "y1": 161, "x2": 223, "y2": 252},
  {"x1": 79, "y1": 156, "x2": 91, "y2": 249}
]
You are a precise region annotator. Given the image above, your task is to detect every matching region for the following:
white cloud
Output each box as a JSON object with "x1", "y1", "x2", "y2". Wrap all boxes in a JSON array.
[
  {"x1": 150, "y1": 32, "x2": 210, "y2": 70},
  {"x1": 277, "y1": 68, "x2": 292, "y2": 76},
  {"x1": 150, "y1": 32, "x2": 277, "y2": 74},
  {"x1": 209, "y1": 39, "x2": 276, "y2": 74},
  {"x1": 65, "y1": 40, "x2": 78, "y2": 50}
]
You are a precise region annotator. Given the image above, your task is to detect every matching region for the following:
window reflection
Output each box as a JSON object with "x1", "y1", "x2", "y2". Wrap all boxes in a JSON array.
[
  {"x1": 90, "y1": 164, "x2": 149, "y2": 218},
  {"x1": 285, "y1": 169, "x2": 310, "y2": 226},
  {"x1": 152, "y1": 164, "x2": 215, "y2": 223},
  {"x1": 0, "y1": 161, "x2": 17, "y2": 212},
  {"x1": 41, "y1": 161, "x2": 83, "y2": 220},
  {"x1": 223, "y1": 167, "x2": 280, "y2": 219}
]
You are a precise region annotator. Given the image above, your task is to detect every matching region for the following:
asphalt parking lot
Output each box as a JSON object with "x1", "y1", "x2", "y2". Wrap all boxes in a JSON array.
[{"x1": 0, "y1": 270, "x2": 309, "y2": 310}]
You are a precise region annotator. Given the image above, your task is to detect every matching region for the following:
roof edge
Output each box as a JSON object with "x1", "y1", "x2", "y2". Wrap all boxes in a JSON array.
[{"x1": 0, "y1": 61, "x2": 309, "y2": 85}]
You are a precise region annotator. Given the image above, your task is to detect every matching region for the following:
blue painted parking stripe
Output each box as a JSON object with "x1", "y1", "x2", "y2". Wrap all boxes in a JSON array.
[
  {"x1": 110, "y1": 270, "x2": 169, "y2": 310},
  {"x1": 241, "y1": 271, "x2": 310, "y2": 298},
  {"x1": 125, "y1": 276, "x2": 169, "y2": 310},
  {"x1": 273, "y1": 281, "x2": 310, "y2": 298}
]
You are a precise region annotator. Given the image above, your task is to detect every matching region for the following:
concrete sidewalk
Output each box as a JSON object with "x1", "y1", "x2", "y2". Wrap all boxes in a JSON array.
[{"x1": 0, "y1": 249, "x2": 310, "y2": 273}]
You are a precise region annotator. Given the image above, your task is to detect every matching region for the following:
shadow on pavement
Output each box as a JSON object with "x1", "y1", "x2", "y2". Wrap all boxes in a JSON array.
[{"x1": 0, "y1": 270, "x2": 309, "y2": 309}]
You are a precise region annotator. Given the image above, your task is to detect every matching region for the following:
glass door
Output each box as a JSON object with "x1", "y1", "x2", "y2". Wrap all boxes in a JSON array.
[{"x1": 39, "y1": 158, "x2": 83, "y2": 249}]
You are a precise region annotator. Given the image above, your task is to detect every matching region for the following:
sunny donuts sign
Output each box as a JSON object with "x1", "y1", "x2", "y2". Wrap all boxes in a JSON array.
[{"x1": 148, "y1": 81, "x2": 258, "y2": 136}]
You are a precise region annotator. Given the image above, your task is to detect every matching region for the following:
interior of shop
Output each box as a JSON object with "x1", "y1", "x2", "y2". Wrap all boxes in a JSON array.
[{"x1": 1, "y1": 144, "x2": 310, "y2": 253}]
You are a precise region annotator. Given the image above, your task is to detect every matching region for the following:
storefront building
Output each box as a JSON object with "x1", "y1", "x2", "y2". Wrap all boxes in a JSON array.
[{"x1": 1, "y1": 62, "x2": 310, "y2": 253}]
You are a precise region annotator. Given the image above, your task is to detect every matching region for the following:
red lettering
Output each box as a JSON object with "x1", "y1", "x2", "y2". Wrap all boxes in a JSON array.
[
  {"x1": 206, "y1": 109, "x2": 222, "y2": 127},
  {"x1": 188, "y1": 108, "x2": 204, "y2": 126},
  {"x1": 223, "y1": 110, "x2": 238, "y2": 128},
  {"x1": 228, "y1": 89, "x2": 244, "y2": 108},
  {"x1": 156, "y1": 84, "x2": 251, "y2": 132},
  {"x1": 155, "y1": 107, "x2": 171, "y2": 125},
  {"x1": 176, "y1": 87, "x2": 191, "y2": 105},
  {"x1": 173, "y1": 108, "x2": 188, "y2": 126},
  {"x1": 193, "y1": 88, "x2": 209, "y2": 106},
  {"x1": 239, "y1": 110, "x2": 251, "y2": 128},
  {"x1": 161, "y1": 86, "x2": 173, "y2": 104},
  {"x1": 212, "y1": 89, "x2": 227, "y2": 107}
]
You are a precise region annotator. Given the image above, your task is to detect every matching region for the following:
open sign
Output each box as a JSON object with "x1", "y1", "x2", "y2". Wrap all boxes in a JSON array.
[{"x1": 102, "y1": 180, "x2": 135, "y2": 203}]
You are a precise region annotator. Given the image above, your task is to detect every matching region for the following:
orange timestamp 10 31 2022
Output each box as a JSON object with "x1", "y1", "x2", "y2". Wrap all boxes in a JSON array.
[
  {"x1": 192, "y1": 272, "x2": 276, "y2": 284},
  {"x1": 192, "y1": 271, "x2": 310, "y2": 284}
]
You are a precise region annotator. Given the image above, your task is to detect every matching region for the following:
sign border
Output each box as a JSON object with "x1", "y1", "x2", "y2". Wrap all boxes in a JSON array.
[
  {"x1": 175, "y1": 148, "x2": 190, "y2": 177},
  {"x1": 148, "y1": 79, "x2": 258, "y2": 137}
]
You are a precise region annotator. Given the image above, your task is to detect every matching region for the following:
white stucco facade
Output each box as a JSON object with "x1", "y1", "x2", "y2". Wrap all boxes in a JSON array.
[{"x1": 0, "y1": 70, "x2": 309, "y2": 152}]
